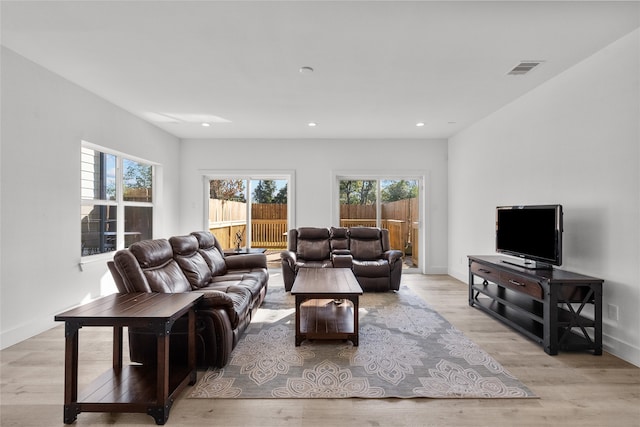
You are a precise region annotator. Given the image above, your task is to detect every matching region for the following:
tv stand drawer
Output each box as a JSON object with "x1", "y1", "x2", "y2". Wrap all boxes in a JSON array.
[
  {"x1": 500, "y1": 271, "x2": 543, "y2": 299},
  {"x1": 470, "y1": 261, "x2": 499, "y2": 283}
]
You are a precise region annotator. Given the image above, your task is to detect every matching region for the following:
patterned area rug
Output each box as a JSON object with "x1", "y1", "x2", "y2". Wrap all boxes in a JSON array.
[{"x1": 189, "y1": 284, "x2": 536, "y2": 399}]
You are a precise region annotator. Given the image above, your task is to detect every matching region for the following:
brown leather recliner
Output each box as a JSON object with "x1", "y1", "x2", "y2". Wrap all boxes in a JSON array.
[
  {"x1": 280, "y1": 227, "x2": 333, "y2": 291},
  {"x1": 348, "y1": 227, "x2": 403, "y2": 292},
  {"x1": 280, "y1": 226, "x2": 403, "y2": 292}
]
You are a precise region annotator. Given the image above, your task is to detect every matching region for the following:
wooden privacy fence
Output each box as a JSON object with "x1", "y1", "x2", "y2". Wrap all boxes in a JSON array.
[
  {"x1": 209, "y1": 222, "x2": 247, "y2": 250},
  {"x1": 339, "y1": 219, "x2": 377, "y2": 228},
  {"x1": 209, "y1": 221, "x2": 287, "y2": 250},
  {"x1": 251, "y1": 219, "x2": 288, "y2": 248}
]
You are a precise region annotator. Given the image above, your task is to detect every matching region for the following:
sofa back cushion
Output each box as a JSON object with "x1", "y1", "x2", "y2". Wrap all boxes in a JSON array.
[
  {"x1": 330, "y1": 227, "x2": 349, "y2": 251},
  {"x1": 128, "y1": 239, "x2": 192, "y2": 293},
  {"x1": 296, "y1": 227, "x2": 330, "y2": 261},
  {"x1": 170, "y1": 235, "x2": 212, "y2": 289},
  {"x1": 191, "y1": 231, "x2": 227, "y2": 276},
  {"x1": 348, "y1": 227, "x2": 384, "y2": 260}
]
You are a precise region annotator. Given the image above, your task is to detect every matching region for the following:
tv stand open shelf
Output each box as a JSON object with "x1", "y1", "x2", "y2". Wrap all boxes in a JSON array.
[{"x1": 468, "y1": 255, "x2": 603, "y2": 355}]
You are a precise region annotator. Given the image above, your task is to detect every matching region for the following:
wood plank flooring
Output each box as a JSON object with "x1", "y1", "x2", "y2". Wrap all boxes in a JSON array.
[{"x1": 2, "y1": 272, "x2": 639, "y2": 426}]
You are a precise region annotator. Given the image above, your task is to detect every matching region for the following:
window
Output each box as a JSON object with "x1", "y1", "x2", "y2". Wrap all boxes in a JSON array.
[{"x1": 81, "y1": 143, "x2": 154, "y2": 257}]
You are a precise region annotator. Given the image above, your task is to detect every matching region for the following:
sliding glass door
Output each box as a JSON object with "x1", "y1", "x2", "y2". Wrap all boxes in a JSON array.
[
  {"x1": 207, "y1": 177, "x2": 289, "y2": 251},
  {"x1": 338, "y1": 178, "x2": 420, "y2": 269}
]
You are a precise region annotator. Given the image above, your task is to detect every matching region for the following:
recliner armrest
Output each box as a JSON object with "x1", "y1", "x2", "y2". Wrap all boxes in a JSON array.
[
  {"x1": 280, "y1": 250, "x2": 297, "y2": 268},
  {"x1": 332, "y1": 253, "x2": 353, "y2": 268},
  {"x1": 197, "y1": 290, "x2": 239, "y2": 328},
  {"x1": 383, "y1": 249, "x2": 404, "y2": 266}
]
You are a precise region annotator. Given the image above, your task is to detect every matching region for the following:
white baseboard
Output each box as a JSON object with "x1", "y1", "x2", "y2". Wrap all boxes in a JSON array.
[
  {"x1": 603, "y1": 335, "x2": 640, "y2": 367},
  {"x1": 1, "y1": 317, "x2": 57, "y2": 350}
]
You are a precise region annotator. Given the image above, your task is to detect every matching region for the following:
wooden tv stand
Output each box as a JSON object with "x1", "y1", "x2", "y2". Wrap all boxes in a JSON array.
[{"x1": 468, "y1": 255, "x2": 603, "y2": 355}]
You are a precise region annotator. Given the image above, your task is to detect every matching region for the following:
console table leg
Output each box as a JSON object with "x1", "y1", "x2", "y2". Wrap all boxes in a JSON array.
[
  {"x1": 63, "y1": 322, "x2": 80, "y2": 423},
  {"x1": 148, "y1": 405, "x2": 169, "y2": 425},
  {"x1": 153, "y1": 326, "x2": 170, "y2": 424},
  {"x1": 63, "y1": 404, "x2": 79, "y2": 424}
]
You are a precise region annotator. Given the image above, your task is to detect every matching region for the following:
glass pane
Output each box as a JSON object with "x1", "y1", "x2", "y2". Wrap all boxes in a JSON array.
[
  {"x1": 124, "y1": 206, "x2": 152, "y2": 247},
  {"x1": 123, "y1": 159, "x2": 153, "y2": 202},
  {"x1": 339, "y1": 180, "x2": 377, "y2": 227},
  {"x1": 208, "y1": 179, "x2": 247, "y2": 250},
  {"x1": 381, "y1": 180, "x2": 419, "y2": 267},
  {"x1": 81, "y1": 148, "x2": 116, "y2": 201},
  {"x1": 81, "y1": 204, "x2": 117, "y2": 256},
  {"x1": 250, "y1": 179, "x2": 288, "y2": 249}
]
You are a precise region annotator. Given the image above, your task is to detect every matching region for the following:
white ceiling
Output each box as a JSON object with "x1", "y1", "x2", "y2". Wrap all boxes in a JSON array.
[{"x1": 2, "y1": 1, "x2": 639, "y2": 139}]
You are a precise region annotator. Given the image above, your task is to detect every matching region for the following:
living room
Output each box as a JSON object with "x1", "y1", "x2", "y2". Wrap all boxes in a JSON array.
[{"x1": 1, "y1": 1, "x2": 639, "y2": 425}]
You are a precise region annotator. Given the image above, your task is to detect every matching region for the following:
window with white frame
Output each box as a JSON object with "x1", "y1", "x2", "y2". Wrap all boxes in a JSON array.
[{"x1": 81, "y1": 143, "x2": 155, "y2": 257}]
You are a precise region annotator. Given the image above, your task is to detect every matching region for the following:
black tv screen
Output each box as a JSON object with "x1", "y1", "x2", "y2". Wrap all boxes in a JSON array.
[{"x1": 496, "y1": 205, "x2": 563, "y2": 267}]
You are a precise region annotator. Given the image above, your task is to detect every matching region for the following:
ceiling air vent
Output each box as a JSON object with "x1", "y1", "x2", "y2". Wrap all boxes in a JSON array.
[{"x1": 507, "y1": 61, "x2": 544, "y2": 76}]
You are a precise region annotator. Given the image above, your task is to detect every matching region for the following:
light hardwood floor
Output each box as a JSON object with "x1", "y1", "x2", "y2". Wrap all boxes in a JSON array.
[{"x1": 2, "y1": 272, "x2": 639, "y2": 426}]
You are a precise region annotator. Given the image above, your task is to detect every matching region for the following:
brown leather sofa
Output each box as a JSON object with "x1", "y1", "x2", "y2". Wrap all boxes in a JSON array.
[
  {"x1": 109, "y1": 231, "x2": 268, "y2": 368},
  {"x1": 281, "y1": 226, "x2": 403, "y2": 292}
]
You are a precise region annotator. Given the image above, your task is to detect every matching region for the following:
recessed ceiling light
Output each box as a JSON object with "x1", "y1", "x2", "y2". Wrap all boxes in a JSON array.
[
  {"x1": 299, "y1": 66, "x2": 314, "y2": 74},
  {"x1": 308, "y1": 122, "x2": 317, "y2": 127},
  {"x1": 416, "y1": 122, "x2": 425, "y2": 127},
  {"x1": 201, "y1": 122, "x2": 211, "y2": 127}
]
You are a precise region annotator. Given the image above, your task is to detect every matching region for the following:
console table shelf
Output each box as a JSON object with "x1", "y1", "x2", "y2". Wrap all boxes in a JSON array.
[{"x1": 468, "y1": 255, "x2": 603, "y2": 355}]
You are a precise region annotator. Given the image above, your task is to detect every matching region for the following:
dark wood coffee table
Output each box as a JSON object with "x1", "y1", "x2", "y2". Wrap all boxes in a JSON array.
[
  {"x1": 55, "y1": 292, "x2": 202, "y2": 425},
  {"x1": 291, "y1": 268, "x2": 363, "y2": 346}
]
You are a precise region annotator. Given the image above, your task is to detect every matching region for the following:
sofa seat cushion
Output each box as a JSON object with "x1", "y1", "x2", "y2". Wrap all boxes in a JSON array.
[
  {"x1": 352, "y1": 259, "x2": 390, "y2": 277},
  {"x1": 209, "y1": 272, "x2": 262, "y2": 295},
  {"x1": 235, "y1": 273, "x2": 266, "y2": 300}
]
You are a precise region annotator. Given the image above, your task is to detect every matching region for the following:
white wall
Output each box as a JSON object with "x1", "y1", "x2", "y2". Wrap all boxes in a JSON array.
[
  {"x1": 179, "y1": 139, "x2": 449, "y2": 274},
  {"x1": 448, "y1": 30, "x2": 640, "y2": 366},
  {"x1": 0, "y1": 48, "x2": 182, "y2": 349}
]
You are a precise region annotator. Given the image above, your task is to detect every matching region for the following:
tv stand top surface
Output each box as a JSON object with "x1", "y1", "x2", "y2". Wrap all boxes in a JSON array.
[
  {"x1": 500, "y1": 258, "x2": 552, "y2": 270},
  {"x1": 468, "y1": 255, "x2": 604, "y2": 284}
]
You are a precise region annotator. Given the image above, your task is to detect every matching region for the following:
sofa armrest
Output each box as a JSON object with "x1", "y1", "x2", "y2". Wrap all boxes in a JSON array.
[
  {"x1": 197, "y1": 290, "x2": 240, "y2": 328},
  {"x1": 280, "y1": 250, "x2": 297, "y2": 268},
  {"x1": 383, "y1": 249, "x2": 404, "y2": 266},
  {"x1": 224, "y1": 253, "x2": 267, "y2": 270},
  {"x1": 332, "y1": 253, "x2": 353, "y2": 268}
]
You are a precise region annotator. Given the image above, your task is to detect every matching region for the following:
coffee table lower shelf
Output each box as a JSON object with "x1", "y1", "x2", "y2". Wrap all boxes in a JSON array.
[{"x1": 296, "y1": 298, "x2": 359, "y2": 346}]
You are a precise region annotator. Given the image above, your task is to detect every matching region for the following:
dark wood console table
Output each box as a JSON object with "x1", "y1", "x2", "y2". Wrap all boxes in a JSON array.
[
  {"x1": 55, "y1": 292, "x2": 202, "y2": 425},
  {"x1": 468, "y1": 255, "x2": 603, "y2": 355}
]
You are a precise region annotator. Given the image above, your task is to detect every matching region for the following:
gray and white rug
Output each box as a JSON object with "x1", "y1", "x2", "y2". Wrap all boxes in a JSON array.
[{"x1": 189, "y1": 284, "x2": 536, "y2": 399}]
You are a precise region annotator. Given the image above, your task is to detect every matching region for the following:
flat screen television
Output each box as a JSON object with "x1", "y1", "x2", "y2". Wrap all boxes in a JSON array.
[{"x1": 496, "y1": 204, "x2": 563, "y2": 269}]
